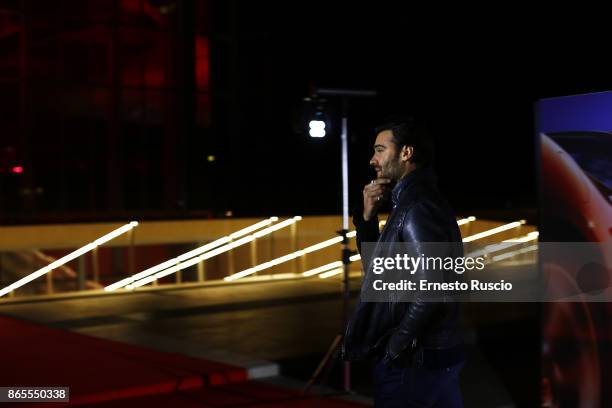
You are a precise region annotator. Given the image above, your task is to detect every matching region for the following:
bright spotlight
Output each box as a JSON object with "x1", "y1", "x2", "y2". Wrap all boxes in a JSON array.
[{"x1": 309, "y1": 120, "x2": 326, "y2": 138}]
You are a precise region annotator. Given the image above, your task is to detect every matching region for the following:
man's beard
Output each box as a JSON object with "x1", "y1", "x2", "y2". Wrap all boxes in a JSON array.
[{"x1": 381, "y1": 157, "x2": 402, "y2": 182}]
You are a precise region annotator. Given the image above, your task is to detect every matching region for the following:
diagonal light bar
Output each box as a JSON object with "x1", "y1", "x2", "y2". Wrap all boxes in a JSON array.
[
  {"x1": 490, "y1": 244, "x2": 538, "y2": 263},
  {"x1": 126, "y1": 217, "x2": 301, "y2": 289},
  {"x1": 457, "y1": 216, "x2": 476, "y2": 226},
  {"x1": 301, "y1": 252, "x2": 364, "y2": 279},
  {"x1": 302, "y1": 261, "x2": 343, "y2": 277},
  {"x1": 199, "y1": 235, "x2": 254, "y2": 261},
  {"x1": 225, "y1": 251, "x2": 303, "y2": 282},
  {"x1": 319, "y1": 268, "x2": 344, "y2": 279},
  {"x1": 462, "y1": 220, "x2": 526, "y2": 243},
  {"x1": 230, "y1": 217, "x2": 279, "y2": 239},
  {"x1": 225, "y1": 229, "x2": 358, "y2": 281},
  {"x1": 105, "y1": 217, "x2": 280, "y2": 291},
  {"x1": 466, "y1": 231, "x2": 539, "y2": 258},
  {"x1": 128, "y1": 253, "x2": 205, "y2": 289},
  {"x1": 503, "y1": 231, "x2": 539, "y2": 243},
  {"x1": 254, "y1": 216, "x2": 300, "y2": 237},
  {"x1": 1, "y1": 221, "x2": 139, "y2": 298},
  {"x1": 303, "y1": 236, "x2": 342, "y2": 253},
  {"x1": 105, "y1": 237, "x2": 230, "y2": 291}
]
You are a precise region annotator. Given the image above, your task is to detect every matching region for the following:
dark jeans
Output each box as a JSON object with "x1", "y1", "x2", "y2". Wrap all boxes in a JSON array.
[{"x1": 373, "y1": 359, "x2": 464, "y2": 408}]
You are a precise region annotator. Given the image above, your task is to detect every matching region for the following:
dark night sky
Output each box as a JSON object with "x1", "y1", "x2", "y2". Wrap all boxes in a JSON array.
[
  {"x1": 218, "y1": 4, "x2": 612, "y2": 219},
  {"x1": 4, "y1": 3, "x2": 609, "y2": 222}
]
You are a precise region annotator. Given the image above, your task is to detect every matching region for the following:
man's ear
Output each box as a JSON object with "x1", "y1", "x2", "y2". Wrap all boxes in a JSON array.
[{"x1": 401, "y1": 146, "x2": 414, "y2": 162}]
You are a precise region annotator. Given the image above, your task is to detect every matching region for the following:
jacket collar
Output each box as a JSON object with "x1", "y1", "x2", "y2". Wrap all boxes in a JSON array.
[{"x1": 391, "y1": 165, "x2": 437, "y2": 207}]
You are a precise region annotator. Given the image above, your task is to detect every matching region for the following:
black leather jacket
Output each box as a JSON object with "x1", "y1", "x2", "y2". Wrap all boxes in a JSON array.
[{"x1": 343, "y1": 165, "x2": 464, "y2": 366}]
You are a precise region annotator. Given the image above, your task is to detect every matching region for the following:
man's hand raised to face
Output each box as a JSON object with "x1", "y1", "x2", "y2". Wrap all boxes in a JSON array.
[{"x1": 362, "y1": 178, "x2": 391, "y2": 221}]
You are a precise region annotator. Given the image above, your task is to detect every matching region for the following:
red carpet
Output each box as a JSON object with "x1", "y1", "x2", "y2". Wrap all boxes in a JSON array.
[
  {"x1": 88, "y1": 383, "x2": 369, "y2": 408},
  {"x1": 0, "y1": 315, "x2": 368, "y2": 407}
]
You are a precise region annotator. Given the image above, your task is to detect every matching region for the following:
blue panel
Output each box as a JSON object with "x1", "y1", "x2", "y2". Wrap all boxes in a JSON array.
[{"x1": 537, "y1": 91, "x2": 612, "y2": 133}]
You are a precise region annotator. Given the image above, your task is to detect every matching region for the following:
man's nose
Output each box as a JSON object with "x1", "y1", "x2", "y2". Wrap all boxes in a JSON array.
[{"x1": 369, "y1": 157, "x2": 377, "y2": 166}]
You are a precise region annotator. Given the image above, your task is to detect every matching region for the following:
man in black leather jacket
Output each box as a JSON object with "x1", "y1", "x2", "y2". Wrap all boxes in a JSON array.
[{"x1": 343, "y1": 117, "x2": 465, "y2": 407}]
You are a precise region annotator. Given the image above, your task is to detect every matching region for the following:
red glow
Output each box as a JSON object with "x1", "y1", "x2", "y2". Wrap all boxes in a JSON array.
[
  {"x1": 196, "y1": 37, "x2": 210, "y2": 91},
  {"x1": 11, "y1": 166, "x2": 23, "y2": 174}
]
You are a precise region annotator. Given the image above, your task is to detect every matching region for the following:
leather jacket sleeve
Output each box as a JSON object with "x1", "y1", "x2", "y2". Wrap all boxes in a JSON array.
[
  {"x1": 383, "y1": 200, "x2": 450, "y2": 363},
  {"x1": 352, "y1": 210, "x2": 380, "y2": 254}
]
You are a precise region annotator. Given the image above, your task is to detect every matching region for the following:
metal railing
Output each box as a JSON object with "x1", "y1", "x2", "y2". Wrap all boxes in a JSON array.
[{"x1": 0, "y1": 215, "x2": 536, "y2": 301}]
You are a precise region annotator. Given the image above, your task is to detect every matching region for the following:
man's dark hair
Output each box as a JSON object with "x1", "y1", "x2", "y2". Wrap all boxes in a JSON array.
[{"x1": 374, "y1": 116, "x2": 434, "y2": 166}]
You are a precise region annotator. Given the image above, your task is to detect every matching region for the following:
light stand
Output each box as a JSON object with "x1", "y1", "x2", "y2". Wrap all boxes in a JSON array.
[{"x1": 308, "y1": 88, "x2": 376, "y2": 392}]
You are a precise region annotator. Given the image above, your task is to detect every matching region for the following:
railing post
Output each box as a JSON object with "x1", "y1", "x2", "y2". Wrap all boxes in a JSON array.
[
  {"x1": 197, "y1": 241, "x2": 206, "y2": 282},
  {"x1": 227, "y1": 239, "x2": 235, "y2": 277},
  {"x1": 176, "y1": 247, "x2": 182, "y2": 284},
  {"x1": 128, "y1": 227, "x2": 135, "y2": 275},
  {"x1": 197, "y1": 259, "x2": 205, "y2": 282},
  {"x1": 268, "y1": 232, "x2": 275, "y2": 275},
  {"x1": 291, "y1": 221, "x2": 298, "y2": 273},
  {"x1": 300, "y1": 254, "x2": 307, "y2": 275},
  {"x1": 92, "y1": 247, "x2": 100, "y2": 284},
  {"x1": 47, "y1": 269, "x2": 53, "y2": 294},
  {"x1": 250, "y1": 239, "x2": 257, "y2": 268},
  {"x1": 77, "y1": 256, "x2": 86, "y2": 291}
]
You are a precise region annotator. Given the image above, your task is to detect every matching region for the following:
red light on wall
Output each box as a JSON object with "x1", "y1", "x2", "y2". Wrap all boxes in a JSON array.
[{"x1": 11, "y1": 166, "x2": 23, "y2": 174}]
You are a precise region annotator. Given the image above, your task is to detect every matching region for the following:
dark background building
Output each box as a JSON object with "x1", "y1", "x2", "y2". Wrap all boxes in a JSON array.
[{"x1": 1, "y1": 1, "x2": 610, "y2": 223}]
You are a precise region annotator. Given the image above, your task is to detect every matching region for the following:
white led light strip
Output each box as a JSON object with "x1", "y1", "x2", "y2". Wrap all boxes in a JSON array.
[
  {"x1": 457, "y1": 216, "x2": 476, "y2": 226},
  {"x1": 313, "y1": 254, "x2": 363, "y2": 279},
  {"x1": 105, "y1": 217, "x2": 280, "y2": 291},
  {"x1": 490, "y1": 244, "x2": 538, "y2": 263},
  {"x1": 0, "y1": 221, "x2": 139, "y2": 298},
  {"x1": 225, "y1": 229, "x2": 358, "y2": 281},
  {"x1": 466, "y1": 231, "x2": 539, "y2": 258},
  {"x1": 301, "y1": 261, "x2": 343, "y2": 277},
  {"x1": 462, "y1": 220, "x2": 526, "y2": 243},
  {"x1": 125, "y1": 217, "x2": 301, "y2": 289},
  {"x1": 503, "y1": 231, "x2": 539, "y2": 243},
  {"x1": 319, "y1": 268, "x2": 344, "y2": 279}
]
